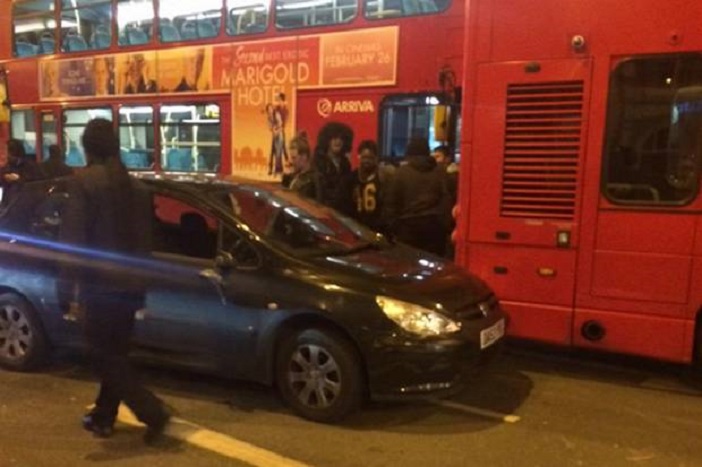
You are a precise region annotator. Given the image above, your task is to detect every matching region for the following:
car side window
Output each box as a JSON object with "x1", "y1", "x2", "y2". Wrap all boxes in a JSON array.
[
  {"x1": 0, "y1": 181, "x2": 67, "y2": 239},
  {"x1": 153, "y1": 194, "x2": 218, "y2": 260}
]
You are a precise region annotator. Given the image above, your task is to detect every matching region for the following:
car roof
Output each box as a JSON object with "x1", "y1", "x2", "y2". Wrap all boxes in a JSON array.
[{"x1": 132, "y1": 172, "x2": 280, "y2": 191}]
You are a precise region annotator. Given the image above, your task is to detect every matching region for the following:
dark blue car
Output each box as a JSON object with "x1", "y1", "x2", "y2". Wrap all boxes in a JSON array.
[{"x1": 0, "y1": 175, "x2": 505, "y2": 422}]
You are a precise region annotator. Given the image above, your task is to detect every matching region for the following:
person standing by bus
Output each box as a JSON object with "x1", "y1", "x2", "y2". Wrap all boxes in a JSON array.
[
  {"x1": 58, "y1": 119, "x2": 171, "y2": 443},
  {"x1": 313, "y1": 122, "x2": 353, "y2": 211},
  {"x1": 386, "y1": 137, "x2": 450, "y2": 256},
  {"x1": 40, "y1": 144, "x2": 73, "y2": 179},
  {"x1": 287, "y1": 133, "x2": 322, "y2": 201},
  {"x1": 349, "y1": 140, "x2": 388, "y2": 232},
  {"x1": 432, "y1": 145, "x2": 459, "y2": 206},
  {"x1": 2, "y1": 139, "x2": 43, "y2": 185}
]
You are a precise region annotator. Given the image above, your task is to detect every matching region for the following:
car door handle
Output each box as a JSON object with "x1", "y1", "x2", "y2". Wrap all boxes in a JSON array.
[
  {"x1": 199, "y1": 268, "x2": 226, "y2": 305},
  {"x1": 199, "y1": 268, "x2": 223, "y2": 284}
]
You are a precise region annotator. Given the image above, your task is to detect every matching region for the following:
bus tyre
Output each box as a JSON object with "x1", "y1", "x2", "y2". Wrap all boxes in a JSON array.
[
  {"x1": 0, "y1": 293, "x2": 49, "y2": 371},
  {"x1": 276, "y1": 327, "x2": 363, "y2": 423}
]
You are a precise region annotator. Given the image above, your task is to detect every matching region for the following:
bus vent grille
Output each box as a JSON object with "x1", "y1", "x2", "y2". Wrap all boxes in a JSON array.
[{"x1": 500, "y1": 80, "x2": 584, "y2": 220}]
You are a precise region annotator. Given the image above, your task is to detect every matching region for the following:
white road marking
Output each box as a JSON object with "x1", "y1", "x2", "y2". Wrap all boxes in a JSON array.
[
  {"x1": 116, "y1": 405, "x2": 311, "y2": 467},
  {"x1": 428, "y1": 399, "x2": 521, "y2": 423}
]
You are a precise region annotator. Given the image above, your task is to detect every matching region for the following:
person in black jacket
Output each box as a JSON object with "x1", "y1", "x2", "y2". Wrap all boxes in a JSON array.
[
  {"x1": 313, "y1": 122, "x2": 353, "y2": 211},
  {"x1": 1, "y1": 139, "x2": 44, "y2": 207},
  {"x1": 58, "y1": 118, "x2": 171, "y2": 443},
  {"x1": 2, "y1": 139, "x2": 43, "y2": 184},
  {"x1": 287, "y1": 133, "x2": 322, "y2": 201},
  {"x1": 386, "y1": 137, "x2": 450, "y2": 256},
  {"x1": 40, "y1": 144, "x2": 74, "y2": 179},
  {"x1": 349, "y1": 140, "x2": 388, "y2": 232}
]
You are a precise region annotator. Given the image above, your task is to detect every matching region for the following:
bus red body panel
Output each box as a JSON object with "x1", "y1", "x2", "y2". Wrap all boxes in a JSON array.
[{"x1": 459, "y1": 0, "x2": 702, "y2": 363}]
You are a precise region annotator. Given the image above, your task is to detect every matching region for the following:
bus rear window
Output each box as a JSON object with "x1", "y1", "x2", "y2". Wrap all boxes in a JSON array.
[{"x1": 603, "y1": 54, "x2": 702, "y2": 205}]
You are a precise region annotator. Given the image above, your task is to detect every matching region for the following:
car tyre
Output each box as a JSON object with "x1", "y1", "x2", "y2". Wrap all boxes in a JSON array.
[
  {"x1": 276, "y1": 327, "x2": 363, "y2": 423},
  {"x1": 0, "y1": 293, "x2": 49, "y2": 371}
]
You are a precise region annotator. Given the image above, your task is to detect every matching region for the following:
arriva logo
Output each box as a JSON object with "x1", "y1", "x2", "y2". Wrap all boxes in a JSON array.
[
  {"x1": 317, "y1": 99, "x2": 375, "y2": 118},
  {"x1": 317, "y1": 98, "x2": 333, "y2": 118}
]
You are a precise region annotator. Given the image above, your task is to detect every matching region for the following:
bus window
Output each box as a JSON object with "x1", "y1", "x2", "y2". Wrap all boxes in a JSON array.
[
  {"x1": 379, "y1": 94, "x2": 459, "y2": 160},
  {"x1": 603, "y1": 54, "x2": 702, "y2": 205},
  {"x1": 158, "y1": 0, "x2": 222, "y2": 42},
  {"x1": 364, "y1": 0, "x2": 449, "y2": 19},
  {"x1": 41, "y1": 112, "x2": 58, "y2": 161},
  {"x1": 117, "y1": 0, "x2": 154, "y2": 47},
  {"x1": 226, "y1": 0, "x2": 268, "y2": 36},
  {"x1": 11, "y1": 110, "x2": 37, "y2": 160},
  {"x1": 60, "y1": 0, "x2": 113, "y2": 53},
  {"x1": 119, "y1": 106, "x2": 155, "y2": 170},
  {"x1": 275, "y1": 0, "x2": 357, "y2": 29},
  {"x1": 13, "y1": 0, "x2": 56, "y2": 57},
  {"x1": 160, "y1": 104, "x2": 221, "y2": 173},
  {"x1": 62, "y1": 107, "x2": 113, "y2": 167}
]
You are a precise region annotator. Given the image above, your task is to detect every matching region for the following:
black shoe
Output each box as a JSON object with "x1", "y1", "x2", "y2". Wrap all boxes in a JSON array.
[
  {"x1": 143, "y1": 413, "x2": 171, "y2": 446},
  {"x1": 82, "y1": 411, "x2": 114, "y2": 439}
]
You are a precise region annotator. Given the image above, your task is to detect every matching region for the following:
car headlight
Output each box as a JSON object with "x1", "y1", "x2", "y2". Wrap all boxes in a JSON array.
[{"x1": 376, "y1": 296, "x2": 461, "y2": 337}]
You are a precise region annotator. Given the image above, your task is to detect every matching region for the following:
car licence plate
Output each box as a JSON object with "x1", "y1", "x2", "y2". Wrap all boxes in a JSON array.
[{"x1": 480, "y1": 319, "x2": 505, "y2": 349}]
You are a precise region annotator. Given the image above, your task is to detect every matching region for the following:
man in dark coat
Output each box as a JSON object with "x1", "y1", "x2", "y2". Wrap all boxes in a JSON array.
[
  {"x1": 40, "y1": 144, "x2": 74, "y2": 179},
  {"x1": 58, "y1": 118, "x2": 171, "y2": 443},
  {"x1": 313, "y1": 122, "x2": 353, "y2": 211},
  {"x1": 2, "y1": 139, "x2": 43, "y2": 184},
  {"x1": 385, "y1": 137, "x2": 450, "y2": 256},
  {"x1": 1, "y1": 139, "x2": 44, "y2": 208}
]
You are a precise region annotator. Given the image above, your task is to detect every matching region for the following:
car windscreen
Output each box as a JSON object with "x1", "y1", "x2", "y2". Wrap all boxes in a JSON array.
[{"x1": 223, "y1": 184, "x2": 387, "y2": 256}]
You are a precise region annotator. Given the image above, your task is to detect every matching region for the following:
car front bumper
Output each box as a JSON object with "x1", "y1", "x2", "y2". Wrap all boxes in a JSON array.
[{"x1": 363, "y1": 316, "x2": 505, "y2": 401}]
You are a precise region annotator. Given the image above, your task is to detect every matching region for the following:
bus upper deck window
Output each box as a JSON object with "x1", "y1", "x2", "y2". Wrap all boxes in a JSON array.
[
  {"x1": 158, "y1": 0, "x2": 222, "y2": 43},
  {"x1": 13, "y1": 0, "x2": 57, "y2": 57},
  {"x1": 275, "y1": 0, "x2": 357, "y2": 29},
  {"x1": 603, "y1": 54, "x2": 702, "y2": 206},
  {"x1": 227, "y1": 1, "x2": 269, "y2": 36},
  {"x1": 117, "y1": 0, "x2": 155, "y2": 47},
  {"x1": 60, "y1": 0, "x2": 113, "y2": 53},
  {"x1": 364, "y1": 0, "x2": 450, "y2": 19}
]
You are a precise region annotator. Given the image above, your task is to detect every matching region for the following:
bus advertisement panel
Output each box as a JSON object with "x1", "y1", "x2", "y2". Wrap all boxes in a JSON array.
[{"x1": 34, "y1": 26, "x2": 398, "y2": 180}]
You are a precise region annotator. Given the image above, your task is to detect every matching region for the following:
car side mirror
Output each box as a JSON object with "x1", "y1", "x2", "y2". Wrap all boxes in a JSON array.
[{"x1": 215, "y1": 251, "x2": 236, "y2": 269}]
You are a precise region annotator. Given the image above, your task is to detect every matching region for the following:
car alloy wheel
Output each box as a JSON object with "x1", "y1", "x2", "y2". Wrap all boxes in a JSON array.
[
  {"x1": 276, "y1": 327, "x2": 364, "y2": 423},
  {"x1": 287, "y1": 344, "x2": 342, "y2": 409},
  {"x1": 0, "y1": 304, "x2": 33, "y2": 363},
  {"x1": 0, "y1": 293, "x2": 48, "y2": 371}
]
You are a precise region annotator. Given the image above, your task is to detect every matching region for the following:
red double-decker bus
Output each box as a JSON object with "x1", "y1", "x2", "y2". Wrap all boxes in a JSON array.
[
  {"x1": 455, "y1": 0, "x2": 702, "y2": 363},
  {"x1": 0, "y1": 0, "x2": 463, "y2": 178}
]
